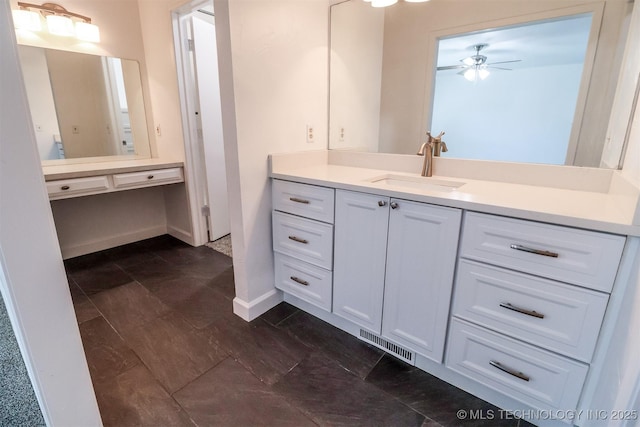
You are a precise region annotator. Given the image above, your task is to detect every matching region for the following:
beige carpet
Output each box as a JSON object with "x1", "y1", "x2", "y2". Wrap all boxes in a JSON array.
[{"x1": 206, "y1": 234, "x2": 232, "y2": 258}]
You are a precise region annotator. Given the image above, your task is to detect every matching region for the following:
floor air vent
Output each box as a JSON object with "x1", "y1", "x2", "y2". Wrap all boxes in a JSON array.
[{"x1": 359, "y1": 329, "x2": 414, "y2": 364}]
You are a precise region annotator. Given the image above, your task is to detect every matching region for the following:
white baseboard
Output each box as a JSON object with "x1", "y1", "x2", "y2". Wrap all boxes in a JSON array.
[
  {"x1": 60, "y1": 225, "x2": 167, "y2": 259},
  {"x1": 167, "y1": 225, "x2": 195, "y2": 246},
  {"x1": 233, "y1": 289, "x2": 283, "y2": 321}
]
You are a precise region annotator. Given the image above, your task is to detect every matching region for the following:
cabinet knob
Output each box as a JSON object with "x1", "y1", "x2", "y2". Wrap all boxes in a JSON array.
[
  {"x1": 390, "y1": 202, "x2": 399, "y2": 210},
  {"x1": 147, "y1": 175, "x2": 154, "y2": 180},
  {"x1": 60, "y1": 185, "x2": 70, "y2": 191},
  {"x1": 378, "y1": 200, "x2": 387, "y2": 207}
]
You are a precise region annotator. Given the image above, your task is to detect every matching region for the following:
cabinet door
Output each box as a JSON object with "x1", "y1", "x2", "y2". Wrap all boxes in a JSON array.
[
  {"x1": 333, "y1": 190, "x2": 390, "y2": 334},
  {"x1": 382, "y1": 199, "x2": 461, "y2": 362}
]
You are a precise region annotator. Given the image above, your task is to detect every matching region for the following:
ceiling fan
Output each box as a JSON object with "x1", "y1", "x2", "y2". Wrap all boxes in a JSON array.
[{"x1": 437, "y1": 43, "x2": 522, "y2": 81}]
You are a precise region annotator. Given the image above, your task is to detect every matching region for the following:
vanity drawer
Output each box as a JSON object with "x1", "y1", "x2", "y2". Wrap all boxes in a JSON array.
[
  {"x1": 272, "y1": 211, "x2": 333, "y2": 270},
  {"x1": 460, "y1": 212, "x2": 625, "y2": 292},
  {"x1": 46, "y1": 176, "x2": 110, "y2": 199},
  {"x1": 447, "y1": 318, "x2": 588, "y2": 414},
  {"x1": 275, "y1": 253, "x2": 332, "y2": 311},
  {"x1": 273, "y1": 179, "x2": 335, "y2": 224},
  {"x1": 112, "y1": 167, "x2": 184, "y2": 189},
  {"x1": 452, "y1": 260, "x2": 609, "y2": 362}
]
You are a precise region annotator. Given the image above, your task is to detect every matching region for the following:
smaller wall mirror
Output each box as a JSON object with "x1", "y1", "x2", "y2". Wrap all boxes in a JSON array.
[{"x1": 17, "y1": 45, "x2": 151, "y2": 162}]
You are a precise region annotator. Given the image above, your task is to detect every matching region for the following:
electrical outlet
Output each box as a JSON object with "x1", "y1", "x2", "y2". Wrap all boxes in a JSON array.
[
  {"x1": 339, "y1": 127, "x2": 345, "y2": 142},
  {"x1": 72, "y1": 125, "x2": 80, "y2": 134},
  {"x1": 306, "y1": 125, "x2": 314, "y2": 143}
]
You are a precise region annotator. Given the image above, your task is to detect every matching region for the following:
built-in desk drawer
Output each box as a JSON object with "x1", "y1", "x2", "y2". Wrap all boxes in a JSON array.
[
  {"x1": 46, "y1": 176, "x2": 110, "y2": 199},
  {"x1": 273, "y1": 179, "x2": 335, "y2": 224},
  {"x1": 272, "y1": 211, "x2": 333, "y2": 270},
  {"x1": 452, "y1": 260, "x2": 609, "y2": 362},
  {"x1": 275, "y1": 253, "x2": 332, "y2": 311},
  {"x1": 460, "y1": 212, "x2": 625, "y2": 292},
  {"x1": 447, "y1": 318, "x2": 588, "y2": 416},
  {"x1": 112, "y1": 167, "x2": 184, "y2": 189}
]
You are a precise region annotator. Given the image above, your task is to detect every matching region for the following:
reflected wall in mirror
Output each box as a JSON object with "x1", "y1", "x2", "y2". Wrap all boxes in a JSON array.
[
  {"x1": 18, "y1": 46, "x2": 151, "y2": 161},
  {"x1": 329, "y1": 0, "x2": 633, "y2": 168}
]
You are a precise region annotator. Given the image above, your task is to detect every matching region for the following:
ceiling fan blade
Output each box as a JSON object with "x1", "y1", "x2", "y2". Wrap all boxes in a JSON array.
[
  {"x1": 486, "y1": 59, "x2": 522, "y2": 66},
  {"x1": 487, "y1": 66, "x2": 513, "y2": 71},
  {"x1": 437, "y1": 65, "x2": 467, "y2": 71}
]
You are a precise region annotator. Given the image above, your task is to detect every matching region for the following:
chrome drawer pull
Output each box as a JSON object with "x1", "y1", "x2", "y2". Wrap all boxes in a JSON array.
[
  {"x1": 510, "y1": 244, "x2": 558, "y2": 258},
  {"x1": 289, "y1": 197, "x2": 310, "y2": 204},
  {"x1": 490, "y1": 360, "x2": 530, "y2": 382},
  {"x1": 290, "y1": 276, "x2": 309, "y2": 286},
  {"x1": 288, "y1": 236, "x2": 309, "y2": 244},
  {"x1": 60, "y1": 185, "x2": 70, "y2": 190},
  {"x1": 499, "y1": 302, "x2": 545, "y2": 319}
]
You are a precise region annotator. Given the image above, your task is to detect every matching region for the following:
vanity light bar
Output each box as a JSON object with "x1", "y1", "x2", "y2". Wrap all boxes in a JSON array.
[
  {"x1": 13, "y1": 2, "x2": 100, "y2": 42},
  {"x1": 364, "y1": 0, "x2": 429, "y2": 6}
]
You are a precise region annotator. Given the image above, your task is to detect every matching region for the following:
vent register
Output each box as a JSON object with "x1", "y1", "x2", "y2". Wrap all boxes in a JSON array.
[{"x1": 359, "y1": 329, "x2": 415, "y2": 364}]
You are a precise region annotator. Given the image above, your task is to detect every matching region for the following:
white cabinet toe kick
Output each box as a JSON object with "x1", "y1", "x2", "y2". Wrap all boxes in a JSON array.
[{"x1": 270, "y1": 178, "x2": 630, "y2": 427}]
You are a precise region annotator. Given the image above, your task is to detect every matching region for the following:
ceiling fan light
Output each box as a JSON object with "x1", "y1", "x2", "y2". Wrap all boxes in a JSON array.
[
  {"x1": 479, "y1": 69, "x2": 490, "y2": 80},
  {"x1": 371, "y1": 0, "x2": 397, "y2": 7},
  {"x1": 463, "y1": 68, "x2": 476, "y2": 81},
  {"x1": 462, "y1": 57, "x2": 475, "y2": 66}
]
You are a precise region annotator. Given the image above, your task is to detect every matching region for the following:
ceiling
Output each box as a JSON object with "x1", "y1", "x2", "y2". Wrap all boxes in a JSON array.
[{"x1": 436, "y1": 13, "x2": 593, "y2": 71}]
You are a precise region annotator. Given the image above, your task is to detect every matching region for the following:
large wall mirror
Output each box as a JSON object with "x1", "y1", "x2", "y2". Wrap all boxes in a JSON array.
[
  {"x1": 329, "y1": 0, "x2": 633, "y2": 168},
  {"x1": 18, "y1": 45, "x2": 151, "y2": 162}
]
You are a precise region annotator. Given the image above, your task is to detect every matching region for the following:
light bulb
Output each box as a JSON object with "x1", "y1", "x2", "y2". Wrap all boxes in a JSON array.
[
  {"x1": 47, "y1": 15, "x2": 74, "y2": 37},
  {"x1": 464, "y1": 68, "x2": 476, "y2": 81},
  {"x1": 371, "y1": 0, "x2": 398, "y2": 7},
  {"x1": 478, "y1": 68, "x2": 490, "y2": 80},
  {"x1": 12, "y1": 9, "x2": 42, "y2": 32},
  {"x1": 76, "y1": 21, "x2": 100, "y2": 42}
]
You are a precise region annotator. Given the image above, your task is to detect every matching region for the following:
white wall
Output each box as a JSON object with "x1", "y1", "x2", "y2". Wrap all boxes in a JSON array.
[
  {"x1": 431, "y1": 64, "x2": 584, "y2": 165},
  {"x1": 329, "y1": 0, "x2": 384, "y2": 152},
  {"x1": 220, "y1": 0, "x2": 330, "y2": 317},
  {"x1": 0, "y1": 1, "x2": 102, "y2": 424}
]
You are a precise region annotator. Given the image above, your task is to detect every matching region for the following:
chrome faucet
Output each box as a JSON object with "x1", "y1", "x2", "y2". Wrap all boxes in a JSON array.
[{"x1": 417, "y1": 131, "x2": 446, "y2": 177}]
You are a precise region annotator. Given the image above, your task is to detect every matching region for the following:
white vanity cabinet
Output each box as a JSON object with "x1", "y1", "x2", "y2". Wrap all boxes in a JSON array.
[
  {"x1": 272, "y1": 180, "x2": 335, "y2": 311},
  {"x1": 446, "y1": 212, "x2": 626, "y2": 416},
  {"x1": 333, "y1": 189, "x2": 462, "y2": 363},
  {"x1": 45, "y1": 166, "x2": 184, "y2": 200}
]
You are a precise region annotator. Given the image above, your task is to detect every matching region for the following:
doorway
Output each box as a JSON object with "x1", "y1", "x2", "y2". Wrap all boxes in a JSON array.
[{"x1": 174, "y1": 1, "x2": 231, "y2": 254}]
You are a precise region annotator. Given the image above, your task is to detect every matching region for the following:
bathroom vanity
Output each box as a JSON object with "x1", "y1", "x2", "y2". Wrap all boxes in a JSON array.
[
  {"x1": 269, "y1": 150, "x2": 640, "y2": 427},
  {"x1": 43, "y1": 158, "x2": 184, "y2": 200},
  {"x1": 43, "y1": 159, "x2": 187, "y2": 259}
]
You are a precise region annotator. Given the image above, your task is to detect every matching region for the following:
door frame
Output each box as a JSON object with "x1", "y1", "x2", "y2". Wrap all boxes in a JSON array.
[{"x1": 172, "y1": 0, "x2": 214, "y2": 247}]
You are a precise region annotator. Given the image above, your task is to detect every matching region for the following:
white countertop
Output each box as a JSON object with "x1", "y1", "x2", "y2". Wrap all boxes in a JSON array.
[
  {"x1": 42, "y1": 158, "x2": 184, "y2": 181},
  {"x1": 270, "y1": 159, "x2": 640, "y2": 236}
]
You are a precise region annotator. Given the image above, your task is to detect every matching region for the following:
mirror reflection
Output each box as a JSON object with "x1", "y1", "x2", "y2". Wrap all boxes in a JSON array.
[
  {"x1": 329, "y1": 0, "x2": 632, "y2": 168},
  {"x1": 17, "y1": 46, "x2": 151, "y2": 161}
]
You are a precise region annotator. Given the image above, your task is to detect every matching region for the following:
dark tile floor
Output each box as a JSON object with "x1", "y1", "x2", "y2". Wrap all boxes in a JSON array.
[{"x1": 66, "y1": 234, "x2": 533, "y2": 427}]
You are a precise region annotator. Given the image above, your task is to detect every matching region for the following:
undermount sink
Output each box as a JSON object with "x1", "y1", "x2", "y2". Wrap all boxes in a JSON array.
[{"x1": 368, "y1": 174, "x2": 465, "y2": 192}]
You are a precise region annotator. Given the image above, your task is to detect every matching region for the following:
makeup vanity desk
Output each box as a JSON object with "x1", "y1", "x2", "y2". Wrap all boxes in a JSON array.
[
  {"x1": 42, "y1": 158, "x2": 186, "y2": 259},
  {"x1": 42, "y1": 158, "x2": 184, "y2": 200}
]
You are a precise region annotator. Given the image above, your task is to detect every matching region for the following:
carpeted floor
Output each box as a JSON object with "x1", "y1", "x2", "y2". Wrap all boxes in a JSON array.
[
  {"x1": 205, "y1": 234, "x2": 232, "y2": 258},
  {"x1": 0, "y1": 295, "x2": 45, "y2": 426}
]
